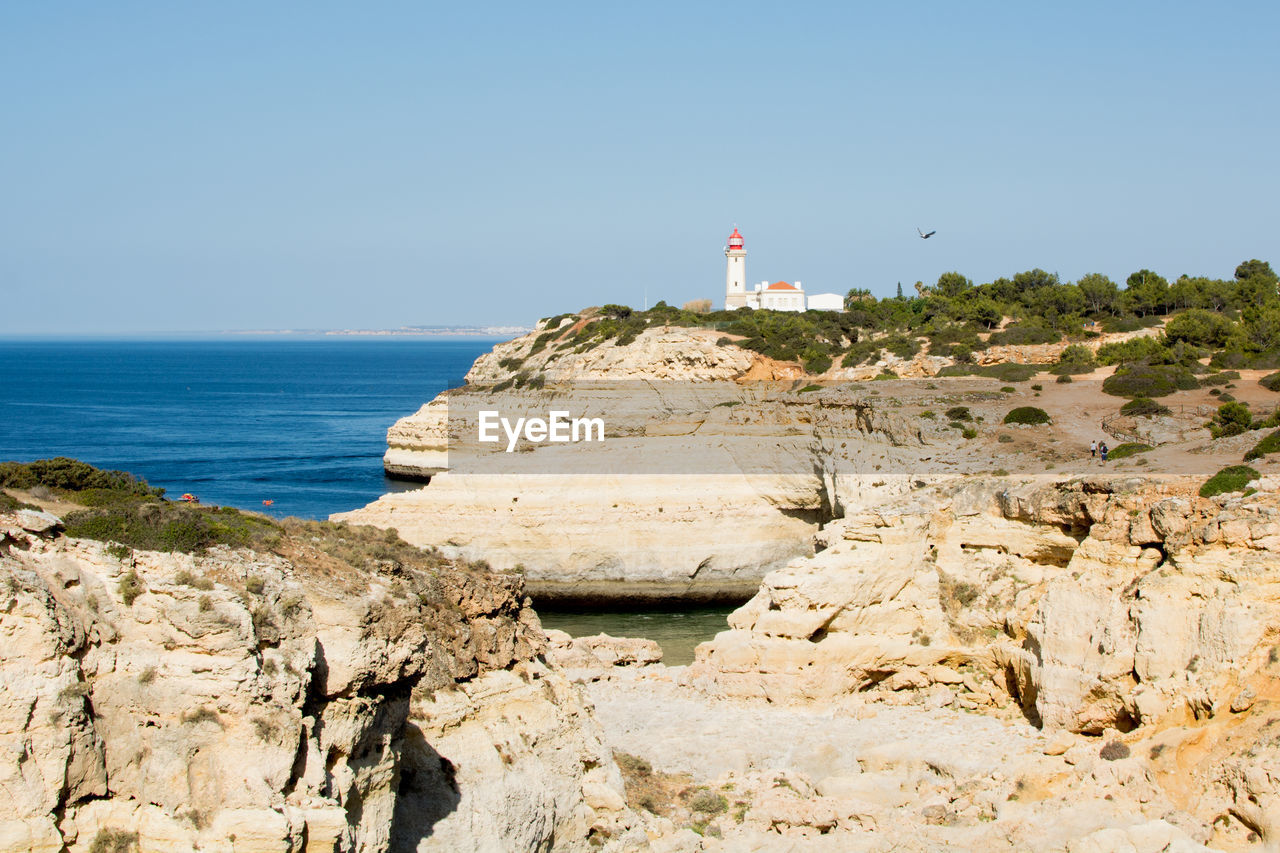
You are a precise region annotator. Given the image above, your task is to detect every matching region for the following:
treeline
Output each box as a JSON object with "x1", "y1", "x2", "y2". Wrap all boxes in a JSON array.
[{"x1": 532, "y1": 260, "x2": 1277, "y2": 376}]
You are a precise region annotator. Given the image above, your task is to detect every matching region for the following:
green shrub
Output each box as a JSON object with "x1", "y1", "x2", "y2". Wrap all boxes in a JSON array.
[
  {"x1": 1245, "y1": 430, "x2": 1280, "y2": 462},
  {"x1": 118, "y1": 570, "x2": 144, "y2": 606},
  {"x1": 945, "y1": 406, "x2": 972, "y2": 422},
  {"x1": 1056, "y1": 373, "x2": 1073, "y2": 383},
  {"x1": 688, "y1": 790, "x2": 729, "y2": 815},
  {"x1": 936, "y1": 362, "x2": 1038, "y2": 382},
  {"x1": 884, "y1": 335, "x2": 921, "y2": 359},
  {"x1": 1096, "y1": 336, "x2": 1168, "y2": 366},
  {"x1": 803, "y1": 351, "x2": 832, "y2": 374},
  {"x1": 998, "y1": 433, "x2": 1014, "y2": 443},
  {"x1": 1107, "y1": 443, "x2": 1153, "y2": 460},
  {"x1": 1121, "y1": 397, "x2": 1171, "y2": 417},
  {"x1": 1208, "y1": 402, "x2": 1253, "y2": 438},
  {"x1": 65, "y1": 503, "x2": 281, "y2": 555},
  {"x1": 1199, "y1": 465, "x2": 1261, "y2": 498},
  {"x1": 987, "y1": 323, "x2": 1059, "y2": 346},
  {"x1": 918, "y1": 410, "x2": 936, "y2": 420},
  {"x1": 962, "y1": 427, "x2": 978, "y2": 439},
  {"x1": 1003, "y1": 407, "x2": 1051, "y2": 425},
  {"x1": 1199, "y1": 370, "x2": 1240, "y2": 387},
  {"x1": 1102, "y1": 363, "x2": 1199, "y2": 398},
  {"x1": 1051, "y1": 343, "x2": 1097, "y2": 375},
  {"x1": 1000, "y1": 386, "x2": 1016, "y2": 393},
  {"x1": 1261, "y1": 372, "x2": 1280, "y2": 392},
  {"x1": 0, "y1": 458, "x2": 164, "y2": 498},
  {"x1": 797, "y1": 384, "x2": 822, "y2": 393},
  {"x1": 1031, "y1": 384, "x2": 1043, "y2": 391}
]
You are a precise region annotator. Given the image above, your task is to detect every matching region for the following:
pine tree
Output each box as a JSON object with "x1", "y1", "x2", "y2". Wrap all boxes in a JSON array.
[{"x1": 896, "y1": 282, "x2": 904, "y2": 300}]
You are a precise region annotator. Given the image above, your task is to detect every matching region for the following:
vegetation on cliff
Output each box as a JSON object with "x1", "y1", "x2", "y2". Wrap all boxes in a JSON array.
[{"x1": 535, "y1": 259, "x2": 1278, "y2": 378}]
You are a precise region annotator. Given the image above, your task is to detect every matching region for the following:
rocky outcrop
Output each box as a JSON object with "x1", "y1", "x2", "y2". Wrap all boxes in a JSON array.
[
  {"x1": 678, "y1": 475, "x2": 1280, "y2": 847},
  {"x1": 0, "y1": 516, "x2": 646, "y2": 853},
  {"x1": 687, "y1": 476, "x2": 1280, "y2": 732},
  {"x1": 345, "y1": 382, "x2": 931, "y2": 603}
]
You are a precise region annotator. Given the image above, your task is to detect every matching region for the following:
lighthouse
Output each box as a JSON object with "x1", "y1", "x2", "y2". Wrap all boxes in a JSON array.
[{"x1": 724, "y1": 227, "x2": 748, "y2": 309}]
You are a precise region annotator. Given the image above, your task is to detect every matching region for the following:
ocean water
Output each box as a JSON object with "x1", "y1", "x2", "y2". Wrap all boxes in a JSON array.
[{"x1": 0, "y1": 336, "x2": 503, "y2": 519}]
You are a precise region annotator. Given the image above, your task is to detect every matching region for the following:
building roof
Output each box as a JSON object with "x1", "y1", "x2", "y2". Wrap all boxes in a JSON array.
[{"x1": 766, "y1": 281, "x2": 799, "y2": 291}]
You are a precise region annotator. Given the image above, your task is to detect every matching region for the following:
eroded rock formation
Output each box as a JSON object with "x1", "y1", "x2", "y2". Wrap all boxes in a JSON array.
[{"x1": 0, "y1": 513, "x2": 646, "y2": 853}]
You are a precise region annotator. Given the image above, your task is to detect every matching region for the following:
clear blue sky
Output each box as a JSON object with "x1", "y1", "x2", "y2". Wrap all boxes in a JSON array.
[{"x1": 2, "y1": 2, "x2": 1277, "y2": 333}]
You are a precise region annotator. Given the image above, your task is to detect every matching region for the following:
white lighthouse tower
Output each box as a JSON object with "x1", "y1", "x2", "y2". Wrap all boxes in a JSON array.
[{"x1": 724, "y1": 227, "x2": 748, "y2": 309}]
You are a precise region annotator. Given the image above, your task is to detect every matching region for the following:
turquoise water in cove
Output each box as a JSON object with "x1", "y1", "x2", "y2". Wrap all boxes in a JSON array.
[{"x1": 0, "y1": 336, "x2": 502, "y2": 520}]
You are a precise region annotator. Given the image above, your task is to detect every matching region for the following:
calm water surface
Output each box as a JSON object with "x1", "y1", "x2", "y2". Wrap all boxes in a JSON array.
[
  {"x1": 537, "y1": 605, "x2": 739, "y2": 666},
  {"x1": 0, "y1": 336, "x2": 500, "y2": 519}
]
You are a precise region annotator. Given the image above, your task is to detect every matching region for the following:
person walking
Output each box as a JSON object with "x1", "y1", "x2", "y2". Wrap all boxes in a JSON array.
[
  {"x1": 1100, "y1": 442, "x2": 1109, "y2": 464},
  {"x1": 1090, "y1": 440, "x2": 1097, "y2": 458}
]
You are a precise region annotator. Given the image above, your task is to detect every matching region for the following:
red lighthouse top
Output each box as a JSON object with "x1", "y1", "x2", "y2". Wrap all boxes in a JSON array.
[{"x1": 727, "y1": 227, "x2": 744, "y2": 251}]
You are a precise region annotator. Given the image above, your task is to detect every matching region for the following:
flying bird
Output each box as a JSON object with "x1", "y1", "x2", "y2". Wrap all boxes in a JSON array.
[{"x1": 917, "y1": 228, "x2": 936, "y2": 239}]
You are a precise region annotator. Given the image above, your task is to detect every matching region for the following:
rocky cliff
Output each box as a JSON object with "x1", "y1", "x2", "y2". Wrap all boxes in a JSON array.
[
  {"x1": 679, "y1": 475, "x2": 1280, "y2": 847},
  {"x1": 0, "y1": 510, "x2": 646, "y2": 853}
]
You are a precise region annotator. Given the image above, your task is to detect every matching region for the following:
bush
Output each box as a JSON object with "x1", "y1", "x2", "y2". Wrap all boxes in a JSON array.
[
  {"x1": 65, "y1": 503, "x2": 281, "y2": 555},
  {"x1": 0, "y1": 457, "x2": 164, "y2": 498},
  {"x1": 1056, "y1": 373, "x2": 1073, "y2": 383},
  {"x1": 884, "y1": 335, "x2": 921, "y2": 359},
  {"x1": 89, "y1": 828, "x2": 140, "y2": 853},
  {"x1": 1245, "y1": 430, "x2": 1280, "y2": 462},
  {"x1": 1209, "y1": 402, "x2": 1253, "y2": 438},
  {"x1": 1120, "y1": 397, "x2": 1171, "y2": 417},
  {"x1": 1003, "y1": 407, "x2": 1051, "y2": 425},
  {"x1": 936, "y1": 362, "x2": 1039, "y2": 382},
  {"x1": 1000, "y1": 386, "x2": 1016, "y2": 393},
  {"x1": 1261, "y1": 372, "x2": 1280, "y2": 392},
  {"x1": 1199, "y1": 370, "x2": 1240, "y2": 387},
  {"x1": 1199, "y1": 465, "x2": 1261, "y2": 498},
  {"x1": 803, "y1": 351, "x2": 832, "y2": 374},
  {"x1": 614, "y1": 752, "x2": 652, "y2": 777},
  {"x1": 1096, "y1": 336, "x2": 1168, "y2": 366},
  {"x1": 1102, "y1": 363, "x2": 1199, "y2": 398},
  {"x1": 688, "y1": 790, "x2": 729, "y2": 815},
  {"x1": 1107, "y1": 443, "x2": 1153, "y2": 460},
  {"x1": 1051, "y1": 343, "x2": 1096, "y2": 375},
  {"x1": 118, "y1": 570, "x2": 144, "y2": 606},
  {"x1": 945, "y1": 406, "x2": 972, "y2": 422},
  {"x1": 987, "y1": 323, "x2": 1059, "y2": 346},
  {"x1": 1099, "y1": 741, "x2": 1131, "y2": 761}
]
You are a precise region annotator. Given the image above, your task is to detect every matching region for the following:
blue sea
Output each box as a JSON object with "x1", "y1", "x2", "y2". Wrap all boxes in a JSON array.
[{"x1": 0, "y1": 337, "x2": 505, "y2": 519}]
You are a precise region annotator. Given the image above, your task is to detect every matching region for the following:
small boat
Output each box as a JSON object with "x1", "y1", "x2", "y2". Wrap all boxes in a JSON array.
[
  {"x1": 262, "y1": 499, "x2": 274, "y2": 507},
  {"x1": 180, "y1": 493, "x2": 200, "y2": 503}
]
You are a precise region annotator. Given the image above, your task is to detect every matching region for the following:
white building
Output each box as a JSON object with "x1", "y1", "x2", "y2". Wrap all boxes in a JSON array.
[
  {"x1": 722, "y1": 227, "x2": 839, "y2": 312},
  {"x1": 806, "y1": 292, "x2": 845, "y2": 312}
]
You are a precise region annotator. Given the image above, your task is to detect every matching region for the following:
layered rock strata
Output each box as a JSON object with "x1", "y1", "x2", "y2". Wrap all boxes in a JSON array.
[
  {"x1": 0, "y1": 513, "x2": 646, "y2": 853},
  {"x1": 683, "y1": 476, "x2": 1280, "y2": 847}
]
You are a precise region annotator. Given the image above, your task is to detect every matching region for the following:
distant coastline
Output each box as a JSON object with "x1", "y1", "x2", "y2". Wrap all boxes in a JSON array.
[{"x1": 228, "y1": 325, "x2": 532, "y2": 337}]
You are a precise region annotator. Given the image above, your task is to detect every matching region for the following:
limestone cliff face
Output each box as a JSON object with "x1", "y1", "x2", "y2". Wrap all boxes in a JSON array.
[
  {"x1": 687, "y1": 476, "x2": 1280, "y2": 730},
  {"x1": 683, "y1": 476, "x2": 1280, "y2": 845},
  {"x1": 0, "y1": 514, "x2": 646, "y2": 853},
  {"x1": 349, "y1": 377, "x2": 929, "y2": 603}
]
